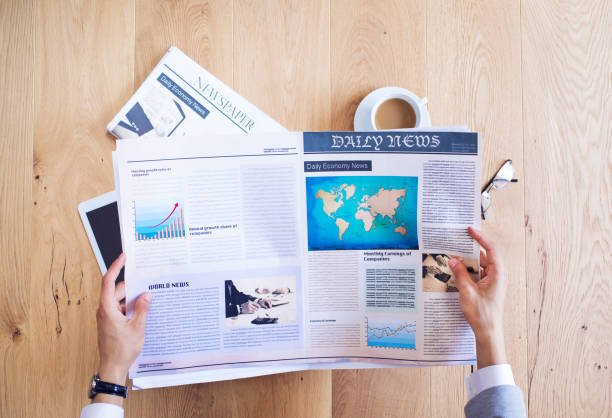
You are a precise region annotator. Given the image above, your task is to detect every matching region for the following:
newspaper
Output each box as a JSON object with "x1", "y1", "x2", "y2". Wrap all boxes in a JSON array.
[
  {"x1": 113, "y1": 130, "x2": 481, "y2": 389},
  {"x1": 107, "y1": 46, "x2": 285, "y2": 138}
]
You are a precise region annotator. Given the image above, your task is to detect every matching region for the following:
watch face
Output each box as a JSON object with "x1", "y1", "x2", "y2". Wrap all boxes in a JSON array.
[{"x1": 91, "y1": 374, "x2": 99, "y2": 391}]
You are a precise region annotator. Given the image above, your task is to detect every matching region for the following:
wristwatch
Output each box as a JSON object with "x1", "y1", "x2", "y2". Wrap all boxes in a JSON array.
[{"x1": 88, "y1": 373, "x2": 128, "y2": 399}]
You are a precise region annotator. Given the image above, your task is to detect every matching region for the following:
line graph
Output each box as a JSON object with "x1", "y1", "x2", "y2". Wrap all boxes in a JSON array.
[
  {"x1": 148, "y1": 202, "x2": 179, "y2": 228},
  {"x1": 367, "y1": 318, "x2": 416, "y2": 349},
  {"x1": 134, "y1": 200, "x2": 185, "y2": 241}
]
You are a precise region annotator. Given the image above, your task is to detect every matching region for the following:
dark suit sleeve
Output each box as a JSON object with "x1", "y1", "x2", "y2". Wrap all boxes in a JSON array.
[
  {"x1": 233, "y1": 287, "x2": 256, "y2": 305},
  {"x1": 465, "y1": 385, "x2": 526, "y2": 418},
  {"x1": 225, "y1": 281, "x2": 256, "y2": 318},
  {"x1": 226, "y1": 301, "x2": 239, "y2": 318}
]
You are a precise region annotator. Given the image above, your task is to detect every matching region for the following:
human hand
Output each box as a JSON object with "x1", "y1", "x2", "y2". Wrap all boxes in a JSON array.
[
  {"x1": 240, "y1": 300, "x2": 260, "y2": 314},
  {"x1": 257, "y1": 298, "x2": 272, "y2": 309},
  {"x1": 272, "y1": 287, "x2": 291, "y2": 295},
  {"x1": 95, "y1": 254, "x2": 151, "y2": 404},
  {"x1": 448, "y1": 227, "x2": 507, "y2": 369}
]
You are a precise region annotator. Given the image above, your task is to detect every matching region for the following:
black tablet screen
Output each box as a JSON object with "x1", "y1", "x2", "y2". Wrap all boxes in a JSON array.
[{"x1": 86, "y1": 201, "x2": 124, "y2": 282}]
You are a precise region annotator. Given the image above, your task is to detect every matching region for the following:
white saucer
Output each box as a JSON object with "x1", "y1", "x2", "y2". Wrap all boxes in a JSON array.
[{"x1": 353, "y1": 87, "x2": 430, "y2": 131}]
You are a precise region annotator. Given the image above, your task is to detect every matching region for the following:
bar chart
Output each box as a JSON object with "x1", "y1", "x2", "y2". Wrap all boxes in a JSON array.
[{"x1": 135, "y1": 200, "x2": 185, "y2": 241}]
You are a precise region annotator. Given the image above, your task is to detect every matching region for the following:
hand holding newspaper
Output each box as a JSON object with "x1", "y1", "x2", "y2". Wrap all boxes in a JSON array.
[{"x1": 112, "y1": 130, "x2": 481, "y2": 389}]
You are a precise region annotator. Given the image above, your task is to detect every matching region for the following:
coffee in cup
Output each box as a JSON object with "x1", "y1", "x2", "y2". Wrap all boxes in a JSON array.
[
  {"x1": 372, "y1": 94, "x2": 424, "y2": 130},
  {"x1": 353, "y1": 87, "x2": 430, "y2": 131}
]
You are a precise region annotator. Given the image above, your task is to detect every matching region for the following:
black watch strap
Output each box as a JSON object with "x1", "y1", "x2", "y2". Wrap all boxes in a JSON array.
[{"x1": 89, "y1": 373, "x2": 128, "y2": 399}]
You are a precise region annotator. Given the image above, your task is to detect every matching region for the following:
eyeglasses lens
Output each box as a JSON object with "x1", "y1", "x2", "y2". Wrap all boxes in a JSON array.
[
  {"x1": 492, "y1": 160, "x2": 515, "y2": 188},
  {"x1": 481, "y1": 160, "x2": 514, "y2": 214},
  {"x1": 481, "y1": 192, "x2": 492, "y2": 211}
]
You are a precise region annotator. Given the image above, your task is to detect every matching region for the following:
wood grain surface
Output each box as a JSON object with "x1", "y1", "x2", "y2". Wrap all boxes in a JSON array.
[
  {"x1": 0, "y1": 1, "x2": 33, "y2": 417},
  {"x1": 234, "y1": 0, "x2": 331, "y2": 131},
  {"x1": 522, "y1": 0, "x2": 612, "y2": 416},
  {"x1": 0, "y1": 0, "x2": 610, "y2": 416}
]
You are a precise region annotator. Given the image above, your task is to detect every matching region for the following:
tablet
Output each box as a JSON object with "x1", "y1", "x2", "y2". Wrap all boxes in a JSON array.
[{"x1": 78, "y1": 190, "x2": 124, "y2": 282}]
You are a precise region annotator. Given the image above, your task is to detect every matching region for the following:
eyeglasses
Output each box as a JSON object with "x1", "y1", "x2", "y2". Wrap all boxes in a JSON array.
[{"x1": 481, "y1": 159, "x2": 518, "y2": 219}]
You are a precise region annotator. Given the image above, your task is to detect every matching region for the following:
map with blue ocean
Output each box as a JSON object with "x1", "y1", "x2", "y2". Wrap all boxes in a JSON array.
[{"x1": 306, "y1": 176, "x2": 418, "y2": 251}]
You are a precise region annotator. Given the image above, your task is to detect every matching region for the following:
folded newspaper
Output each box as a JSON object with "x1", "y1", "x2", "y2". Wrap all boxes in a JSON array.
[
  {"x1": 113, "y1": 130, "x2": 481, "y2": 389},
  {"x1": 107, "y1": 46, "x2": 285, "y2": 138}
]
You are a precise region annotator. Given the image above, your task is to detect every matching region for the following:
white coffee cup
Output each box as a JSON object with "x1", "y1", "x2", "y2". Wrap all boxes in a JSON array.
[{"x1": 354, "y1": 87, "x2": 430, "y2": 131}]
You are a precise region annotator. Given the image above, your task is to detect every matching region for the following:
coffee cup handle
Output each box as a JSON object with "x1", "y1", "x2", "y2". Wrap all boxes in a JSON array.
[{"x1": 419, "y1": 97, "x2": 428, "y2": 106}]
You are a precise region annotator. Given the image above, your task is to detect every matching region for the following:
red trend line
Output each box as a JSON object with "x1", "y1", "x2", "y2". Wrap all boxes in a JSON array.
[{"x1": 145, "y1": 203, "x2": 179, "y2": 228}]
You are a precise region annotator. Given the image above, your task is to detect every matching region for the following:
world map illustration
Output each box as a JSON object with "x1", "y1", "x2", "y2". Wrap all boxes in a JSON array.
[{"x1": 306, "y1": 176, "x2": 419, "y2": 250}]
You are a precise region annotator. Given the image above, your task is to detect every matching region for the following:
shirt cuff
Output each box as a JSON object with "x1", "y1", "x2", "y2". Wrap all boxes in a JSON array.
[
  {"x1": 465, "y1": 364, "x2": 515, "y2": 400},
  {"x1": 80, "y1": 403, "x2": 124, "y2": 418}
]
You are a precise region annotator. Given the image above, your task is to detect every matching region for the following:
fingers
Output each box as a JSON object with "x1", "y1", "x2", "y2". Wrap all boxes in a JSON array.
[
  {"x1": 247, "y1": 301, "x2": 260, "y2": 313},
  {"x1": 115, "y1": 281, "x2": 126, "y2": 302},
  {"x1": 468, "y1": 227, "x2": 501, "y2": 265},
  {"x1": 101, "y1": 254, "x2": 126, "y2": 304},
  {"x1": 259, "y1": 299, "x2": 272, "y2": 308},
  {"x1": 480, "y1": 250, "x2": 488, "y2": 267},
  {"x1": 129, "y1": 292, "x2": 152, "y2": 331},
  {"x1": 448, "y1": 258, "x2": 477, "y2": 294}
]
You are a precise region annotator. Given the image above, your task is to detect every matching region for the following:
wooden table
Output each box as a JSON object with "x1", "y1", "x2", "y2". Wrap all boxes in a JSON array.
[{"x1": 1, "y1": 1, "x2": 610, "y2": 417}]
